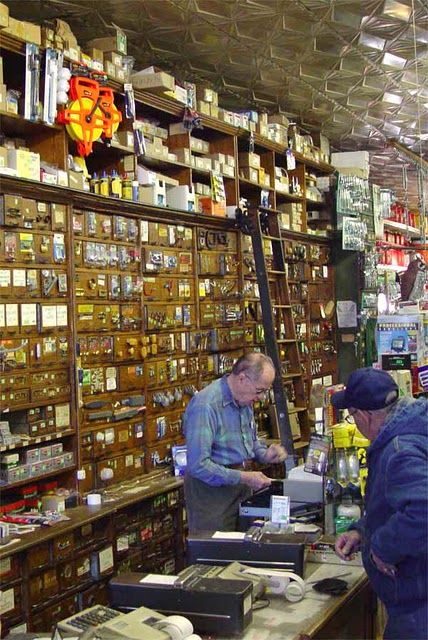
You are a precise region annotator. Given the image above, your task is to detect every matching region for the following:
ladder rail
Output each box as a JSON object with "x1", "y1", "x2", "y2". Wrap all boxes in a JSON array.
[{"x1": 248, "y1": 206, "x2": 296, "y2": 469}]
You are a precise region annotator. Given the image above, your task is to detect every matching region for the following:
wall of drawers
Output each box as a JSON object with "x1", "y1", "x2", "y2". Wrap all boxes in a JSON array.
[{"x1": 0, "y1": 483, "x2": 184, "y2": 636}]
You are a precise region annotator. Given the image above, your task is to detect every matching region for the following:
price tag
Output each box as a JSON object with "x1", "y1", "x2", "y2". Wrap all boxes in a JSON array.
[{"x1": 270, "y1": 494, "x2": 290, "y2": 525}]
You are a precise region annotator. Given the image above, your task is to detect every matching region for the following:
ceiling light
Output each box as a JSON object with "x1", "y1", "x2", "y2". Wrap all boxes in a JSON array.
[
  {"x1": 382, "y1": 92, "x2": 403, "y2": 104},
  {"x1": 382, "y1": 0, "x2": 412, "y2": 22}
]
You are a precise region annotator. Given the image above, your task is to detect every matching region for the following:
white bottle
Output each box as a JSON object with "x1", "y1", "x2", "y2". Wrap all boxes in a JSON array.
[{"x1": 337, "y1": 497, "x2": 361, "y2": 521}]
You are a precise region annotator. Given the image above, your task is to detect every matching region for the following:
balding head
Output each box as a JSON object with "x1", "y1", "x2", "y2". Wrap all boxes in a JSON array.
[{"x1": 232, "y1": 352, "x2": 275, "y2": 381}]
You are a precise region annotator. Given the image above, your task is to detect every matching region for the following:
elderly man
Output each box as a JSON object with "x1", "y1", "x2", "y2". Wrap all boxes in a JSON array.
[
  {"x1": 332, "y1": 367, "x2": 427, "y2": 640},
  {"x1": 183, "y1": 352, "x2": 287, "y2": 532}
]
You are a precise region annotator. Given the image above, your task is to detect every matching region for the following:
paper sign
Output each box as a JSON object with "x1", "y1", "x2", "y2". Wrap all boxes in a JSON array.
[
  {"x1": 336, "y1": 300, "x2": 357, "y2": 328},
  {"x1": 270, "y1": 494, "x2": 290, "y2": 524}
]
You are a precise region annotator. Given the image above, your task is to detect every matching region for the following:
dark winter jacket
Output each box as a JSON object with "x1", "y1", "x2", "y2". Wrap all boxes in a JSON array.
[{"x1": 351, "y1": 397, "x2": 428, "y2": 613}]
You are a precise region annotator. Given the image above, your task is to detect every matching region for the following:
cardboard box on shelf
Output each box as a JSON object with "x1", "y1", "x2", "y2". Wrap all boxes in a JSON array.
[
  {"x1": 68, "y1": 170, "x2": 87, "y2": 191},
  {"x1": 115, "y1": 130, "x2": 134, "y2": 149},
  {"x1": 268, "y1": 113, "x2": 290, "y2": 128},
  {"x1": 87, "y1": 28, "x2": 127, "y2": 55},
  {"x1": 0, "y1": 144, "x2": 7, "y2": 165},
  {"x1": 210, "y1": 104, "x2": 219, "y2": 119},
  {"x1": 257, "y1": 122, "x2": 268, "y2": 138},
  {"x1": 104, "y1": 60, "x2": 116, "y2": 78},
  {"x1": 86, "y1": 47, "x2": 104, "y2": 64},
  {"x1": 240, "y1": 167, "x2": 259, "y2": 183},
  {"x1": 198, "y1": 196, "x2": 226, "y2": 217},
  {"x1": 0, "y1": 2, "x2": 9, "y2": 29},
  {"x1": 174, "y1": 148, "x2": 191, "y2": 165},
  {"x1": 103, "y1": 51, "x2": 123, "y2": 68},
  {"x1": 0, "y1": 83, "x2": 6, "y2": 110},
  {"x1": 3, "y1": 16, "x2": 24, "y2": 40},
  {"x1": 131, "y1": 70, "x2": 175, "y2": 93},
  {"x1": 196, "y1": 86, "x2": 218, "y2": 104},
  {"x1": 239, "y1": 152, "x2": 260, "y2": 169},
  {"x1": 196, "y1": 100, "x2": 210, "y2": 115}
]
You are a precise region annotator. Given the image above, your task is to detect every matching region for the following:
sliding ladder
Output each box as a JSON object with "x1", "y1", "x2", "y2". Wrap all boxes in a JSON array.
[{"x1": 239, "y1": 205, "x2": 309, "y2": 466}]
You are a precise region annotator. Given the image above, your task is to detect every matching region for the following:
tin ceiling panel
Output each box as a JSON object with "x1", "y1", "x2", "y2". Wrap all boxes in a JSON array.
[{"x1": 4, "y1": 0, "x2": 427, "y2": 207}]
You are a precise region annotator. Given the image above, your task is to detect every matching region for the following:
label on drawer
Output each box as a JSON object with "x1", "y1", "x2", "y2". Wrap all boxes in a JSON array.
[
  {"x1": 116, "y1": 535, "x2": 129, "y2": 552},
  {"x1": 0, "y1": 557, "x2": 11, "y2": 577},
  {"x1": 0, "y1": 587, "x2": 15, "y2": 614},
  {"x1": 99, "y1": 546, "x2": 114, "y2": 573}
]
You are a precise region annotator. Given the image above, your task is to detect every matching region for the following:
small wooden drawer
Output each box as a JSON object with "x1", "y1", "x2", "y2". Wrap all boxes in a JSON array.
[
  {"x1": 78, "y1": 581, "x2": 109, "y2": 610},
  {"x1": 0, "y1": 554, "x2": 21, "y2": 582},
  {"x1": 52, "y1": 532, "x2": 74, "y2": 561},
  {"x1": 57, "y1": 559, "x2": 76, "y2": 591},
  {"x1": 30, "y1": 594, "x2": 77, "y2": 633},
  {"x1": 75, "y1": 553, "x2": 92, "y2": 584},
  {"x1": 29, "y1": 568, "x2": 58, "y2": 606},
  {"x1": 0, "y1": 583, "x2": 23, "y2": 621},
  {"x1": 27, "y1": 543, "x2": 50, "y2": 572}
]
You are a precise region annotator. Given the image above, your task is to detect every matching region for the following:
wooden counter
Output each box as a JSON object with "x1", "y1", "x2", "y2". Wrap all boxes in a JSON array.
[{"x1": 217, "y1": 563, "x2": 376, "y2": 640}]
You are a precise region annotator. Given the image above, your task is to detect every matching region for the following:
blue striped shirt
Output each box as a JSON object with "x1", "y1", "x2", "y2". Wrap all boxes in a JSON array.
[{"x1": 183, "y1": 375, "x2": 268, "y2": 486}]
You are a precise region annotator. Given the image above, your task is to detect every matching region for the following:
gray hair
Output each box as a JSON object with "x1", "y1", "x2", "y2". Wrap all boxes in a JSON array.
[{"x1": 232, "y1": 352, "x2": 275, "y2": 381}]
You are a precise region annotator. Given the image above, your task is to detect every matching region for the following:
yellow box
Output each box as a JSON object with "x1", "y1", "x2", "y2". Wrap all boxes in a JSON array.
[
  {"x1": 0, "y1": 2, "x2": 8, "y2": 29},
  {"x1": 197, "y1": 100, "x2": 211, "y2": 116},
  {"x1": 3, "y1": 16, "x2": 24, "y2": 40},
  {"x1": 0, "y1": 146, "x2": 8, "y2": 167},
  {"x1": 0, "y1": 83, "x2": 6, "y2": 110},
  {"x1": 22, "y1": 21, "x2": 41, "y2": 45}
]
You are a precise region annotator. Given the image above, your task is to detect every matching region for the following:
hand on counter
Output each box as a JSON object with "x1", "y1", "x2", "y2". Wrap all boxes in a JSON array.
[{"x1": 335, "y1": 530, "x2": 361, "y2": 560}]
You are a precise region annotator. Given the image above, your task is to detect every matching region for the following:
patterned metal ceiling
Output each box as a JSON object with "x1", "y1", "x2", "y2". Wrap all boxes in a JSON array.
[{"x1": 5, "y1": 0, "x2": 428, "y2": 208}]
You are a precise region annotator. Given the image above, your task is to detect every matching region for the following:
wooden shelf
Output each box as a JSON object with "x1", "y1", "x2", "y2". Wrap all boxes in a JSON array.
[
  {"x1": 1, "y1": 464, "x2": 76, "y2": 490},
  {"x1": 0, "y1": 430, "x2": 76, "y2": 453},
  {"x1": 383, "y1": 219, "x2": 421, "y2": 237},
  {"x1": 0, "y1": 111, "x2": 63, "y2": 137}
]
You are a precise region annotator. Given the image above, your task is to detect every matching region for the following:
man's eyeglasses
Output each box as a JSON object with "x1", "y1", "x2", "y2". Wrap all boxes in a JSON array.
[{"x1": 244, "y1": 374, "x2": 271, "y2": 397}]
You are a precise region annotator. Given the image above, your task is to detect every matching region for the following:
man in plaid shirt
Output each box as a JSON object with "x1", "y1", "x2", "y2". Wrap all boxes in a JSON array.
[{"x1": 183, "y1": 352, "x2": 287, "y2": 532}]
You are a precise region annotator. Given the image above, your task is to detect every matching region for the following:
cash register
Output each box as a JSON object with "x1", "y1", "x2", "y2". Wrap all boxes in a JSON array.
[{"x1": 109, "y1": 564, "x2": 254, "y2": 636}]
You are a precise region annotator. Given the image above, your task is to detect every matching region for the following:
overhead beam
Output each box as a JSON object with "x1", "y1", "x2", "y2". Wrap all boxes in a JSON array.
[{"x1": 388, "y1": 139, "x2": 428, "y2": 171}]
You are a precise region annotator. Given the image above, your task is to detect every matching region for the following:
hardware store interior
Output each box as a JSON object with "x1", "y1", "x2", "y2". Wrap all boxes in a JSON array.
[{"x1": 0, "y1": 1, "x2": 427, "y2": 638}]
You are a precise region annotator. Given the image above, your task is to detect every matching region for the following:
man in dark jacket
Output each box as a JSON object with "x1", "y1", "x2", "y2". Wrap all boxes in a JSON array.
[{"x1": 332, "y1": 368, "x2": 427, "y2": 640}]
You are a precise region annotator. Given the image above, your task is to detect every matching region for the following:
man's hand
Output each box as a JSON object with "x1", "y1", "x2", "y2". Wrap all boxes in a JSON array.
[
  {"x1": 335, "y1": 530, "x2": 361, "y2": 560},
  {"x1": 240, "y1": 471, "x2": 272, "y2": 491},
  {"x1": 371, "y1": 551, "x2": 396, "y2": 577},
  {"x1": 264, "y1": 443, "x2": 287, "y2": 464}
]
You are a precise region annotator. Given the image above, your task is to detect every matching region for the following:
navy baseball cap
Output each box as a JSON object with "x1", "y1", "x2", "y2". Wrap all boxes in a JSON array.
[{"x1": 331, "y1": 368, "x2": 399, "y2": 411}]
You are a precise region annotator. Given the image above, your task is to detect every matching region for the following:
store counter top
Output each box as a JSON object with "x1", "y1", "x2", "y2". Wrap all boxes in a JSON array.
[{"x1": 217, "y1": 562, "x2": 375, "y2": 640}]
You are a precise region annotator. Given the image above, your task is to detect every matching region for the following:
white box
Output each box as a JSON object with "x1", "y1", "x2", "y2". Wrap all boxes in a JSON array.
[
  {"x1": 331, "y1": 151, "x2": 369, "y2": 171},
  {"x1": 137, "y1": 166, "x2": 156, "y2": 185},
  {"x1": 139, "y1": 180, "x2": 167, "y2": 207},
  {"x1": 166, "y1": 185, "x2": 195, "y2": 212}
]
